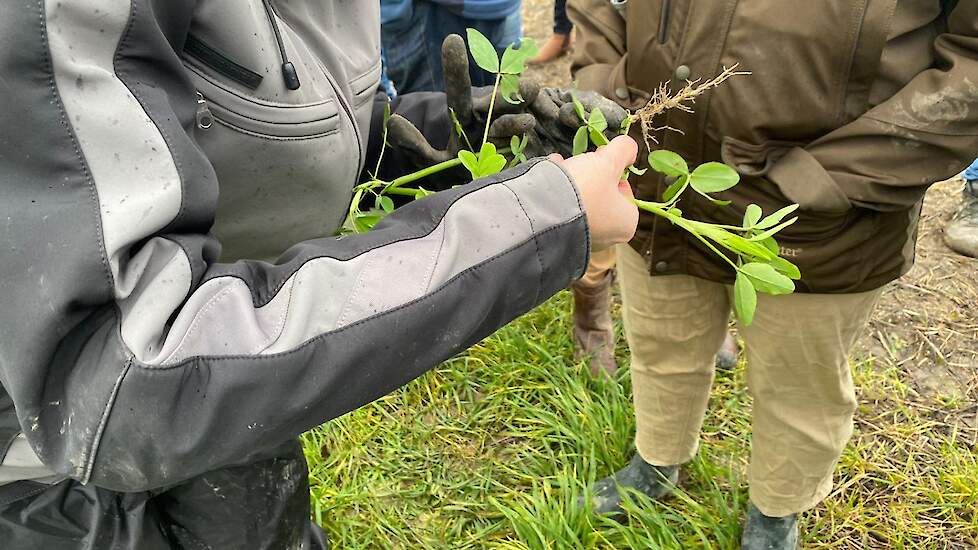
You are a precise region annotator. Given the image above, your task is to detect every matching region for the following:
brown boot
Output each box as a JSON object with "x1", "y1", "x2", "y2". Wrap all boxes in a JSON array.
[
  {"x1": 572, "y1": 271, "x2": 617, "y2": 376},
  {"x1": 529, "y1": 32, "x2": 572, "y2": 65},
  {"x1": 715, "y1": 330, "x2": 740, "y2": 371}
]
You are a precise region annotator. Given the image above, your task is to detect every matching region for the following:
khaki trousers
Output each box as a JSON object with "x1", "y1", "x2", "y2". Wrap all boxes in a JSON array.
[
  {"x1": 580, "y1": 247, "x2": 617, "y2": 286},
  {"x1": 616, "y1": 245, "x2": 881, "y2": 517}
]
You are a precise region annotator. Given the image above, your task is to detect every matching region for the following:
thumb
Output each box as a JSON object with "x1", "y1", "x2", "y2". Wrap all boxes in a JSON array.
[{"x1": 599, "y1": 135, "x2": 639, "y2": 173}]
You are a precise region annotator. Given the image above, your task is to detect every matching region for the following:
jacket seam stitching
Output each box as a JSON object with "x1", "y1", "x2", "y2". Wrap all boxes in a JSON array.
[
  {"x1": 83, "y1": 355, "x2": 134, "y2": 484},
  {"x1": 137, "y1": 215, "x2": 585, "y2": 370},
  {"x1": 38, "y1": 0, "x2": 116, "y2": 295},
  {"x1": 500, "y1": 183, "x2": 545, "y2": 305}
]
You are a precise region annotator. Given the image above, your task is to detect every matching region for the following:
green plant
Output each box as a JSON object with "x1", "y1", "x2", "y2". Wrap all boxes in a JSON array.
[{"x1": 343, "y1": 30, "x2": 800, "y2": 324}]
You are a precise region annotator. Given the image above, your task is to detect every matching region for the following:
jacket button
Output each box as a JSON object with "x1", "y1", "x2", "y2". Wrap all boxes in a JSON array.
[
  {"x1": 614, "y1": 87, "x2": 629, "y2": 100},
  {"x1": 655, "y1": 261, "x2": 669, "y2": 273},
  {"x1": 675, "y1": 65, "x2": 691, "y2": 80}
]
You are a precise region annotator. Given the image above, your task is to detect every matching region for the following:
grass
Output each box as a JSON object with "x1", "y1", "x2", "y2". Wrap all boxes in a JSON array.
[{"x1": 302, "y1": 291, "x2": 977, "y2": 549}]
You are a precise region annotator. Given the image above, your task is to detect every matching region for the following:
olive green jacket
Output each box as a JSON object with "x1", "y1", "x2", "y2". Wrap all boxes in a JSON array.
[{"x1": 569, "y1": 0, "x2": 978, "y2": 292}]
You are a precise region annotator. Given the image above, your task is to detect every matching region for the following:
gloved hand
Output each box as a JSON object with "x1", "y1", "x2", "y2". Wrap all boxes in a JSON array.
[
  {"x1": 386, "y1": 34, "x2": 630, "y2": 169},
  {"x1": 387, "y1": 34, "x2": 540, "y2": 166},
  {"x1": 526, "y1": 88, "x2": 628, "y2": 158}
]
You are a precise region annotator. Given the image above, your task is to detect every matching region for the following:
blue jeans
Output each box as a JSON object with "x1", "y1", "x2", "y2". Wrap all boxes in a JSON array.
[
  {"x1": 382, "y1": 1, "x2": 521, "y2": 94},
  {"x1": 965, "y1": 158, "x2": 978, "y2": 183},
  {"x1": 554, "y1": 0, "x2": 572, "y2": 35}
]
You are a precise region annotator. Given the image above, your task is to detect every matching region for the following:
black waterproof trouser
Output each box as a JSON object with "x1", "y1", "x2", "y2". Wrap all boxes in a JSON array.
[{"x1": 0, "y1": 440, "x2": 327, "y2": 549}]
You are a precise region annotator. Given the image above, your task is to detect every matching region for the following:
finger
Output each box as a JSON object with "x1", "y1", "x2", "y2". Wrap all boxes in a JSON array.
[
  {"x1": 488, "y1": 113, "x2": 536, "y2": 139},
  {"x1": 530, "y1": 91, "x2": 560, "y2": 123},
  {"x1": 547, "y1": 153, "x2": 564, "y2": 163},
  {"x1": 387, "y1": 114, "x2": 449, "y2": 164},
  {"x1": 442, "y1": 34, "x2": 473, "y2": 126},
  {"x1": 558, "y1": 103, "x2": 586, "y2": 128},
  {"x1": 598, "y1": 135, "x2": 639, "y2": 172}
]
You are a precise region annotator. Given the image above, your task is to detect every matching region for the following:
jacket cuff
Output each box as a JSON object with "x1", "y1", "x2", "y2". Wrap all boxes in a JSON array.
[{"x1": 767, "y1": 147, "x2": 852, "y2": 213}]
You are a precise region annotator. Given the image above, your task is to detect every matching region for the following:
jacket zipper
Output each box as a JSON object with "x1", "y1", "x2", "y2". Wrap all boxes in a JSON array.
[
  {"x1": 261, "y1": 0, "x2": 301, "y2": 90},
  {"x1": 657, "y1": 0, "x2": 672, "y2": 44},
  {"x1": 184, "y1": 34, "x2": 264, "y2": 90}
]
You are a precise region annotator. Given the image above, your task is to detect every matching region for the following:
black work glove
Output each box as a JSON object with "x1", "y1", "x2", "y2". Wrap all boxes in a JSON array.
[
  {"x1": 387, "y1": 34, "x2": 540, "y2": 166},
  {"x1": 526, "y1": 88, "x2": 629, "y2": 158}
]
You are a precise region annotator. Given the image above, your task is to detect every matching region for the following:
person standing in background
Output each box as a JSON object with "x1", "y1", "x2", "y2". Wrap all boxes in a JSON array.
[
  {"x1": 569, "y1": 1, "x2": 977, "y2": 548},
  {"x1": 381, "y1": 0, "x2": 522, "y2": 93},
  {"x1": 944, "y1": 158, "x2": 978, "y2": 257},
  {"x1": 529, "y1": 0, "x2": 573, "y2": 64}
]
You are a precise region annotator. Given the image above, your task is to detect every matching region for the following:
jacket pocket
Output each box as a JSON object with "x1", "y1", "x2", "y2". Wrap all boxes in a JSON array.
[
  {"x1": 181, "y1": 0, "x2": 363, "y2": 262},
  {"x1": 720, "y1": 136, "x2": 855, "y2": 243},
  {"x1": 720, "y1": 136, "x2": 804, "y2": 177}
]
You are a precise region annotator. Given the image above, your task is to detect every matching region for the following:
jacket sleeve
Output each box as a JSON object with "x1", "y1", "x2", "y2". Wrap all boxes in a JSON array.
[
  {"x1": 567, "y1": 0, "x2": 628, "y2": 96},
  {"x1": 0, "y1": 2, "x2": 589, "y2": 491},
  {"x1": 768, "y1": 2, "x2": 978, "y2": 213}
]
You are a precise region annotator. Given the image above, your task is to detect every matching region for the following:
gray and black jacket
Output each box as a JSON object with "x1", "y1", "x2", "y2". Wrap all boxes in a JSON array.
[{"x1": 0, "y1": 0, "x2": 589, "y2": 492}]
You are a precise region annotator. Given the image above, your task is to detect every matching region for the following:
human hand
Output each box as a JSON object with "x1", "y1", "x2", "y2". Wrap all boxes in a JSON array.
[{"x1": 551, "y1": 135, "x2": 639, "y2": 251}]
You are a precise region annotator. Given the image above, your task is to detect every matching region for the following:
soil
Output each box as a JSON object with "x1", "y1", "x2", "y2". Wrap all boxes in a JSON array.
[{"x1": 519, "y1": 0, "x2": 977, "y2": 422}]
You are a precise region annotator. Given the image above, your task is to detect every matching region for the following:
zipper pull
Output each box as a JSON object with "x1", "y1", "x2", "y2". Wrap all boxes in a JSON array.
[
  {"x1": 195, "y1": 92, "x2": 213, "y2": 130},
  {"x1": 281, "y1": 62, "x2": 301, "y2": 91}
]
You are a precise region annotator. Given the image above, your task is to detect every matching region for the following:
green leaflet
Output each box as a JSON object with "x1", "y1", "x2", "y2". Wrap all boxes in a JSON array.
[
  {"x1": 734, "y1": 272, "x2": 758, "y2": 326},
  {"x1": 689, "y1": 162, "x2": 739, "y2": 194},
  {"x1": 467, "y1": 29, "x2": 499, "y2": 73},
  {"x1": 740, "y1": 262, "x2": 795, "y2": 295},
  {"x1": 756, "y1": 204, "x2": 799, "y2": 230},
  {"x1": 648, "y1": 150, "x2": 689, "y2": 178},
  {"x1": 572, "y1": 126, "x2": 589, "y2": 156},
  {"x1": 499, "y1": 38, "x2": 538, "y2": 75},
  {"x1": 743, "y1": 204, "x2": 762, "y2": 228}
]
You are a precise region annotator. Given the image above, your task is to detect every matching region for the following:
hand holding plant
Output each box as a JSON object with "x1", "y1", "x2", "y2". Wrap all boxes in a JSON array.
[{"x1": 549, "y1": 135, "x2": 639, "y2": 251}]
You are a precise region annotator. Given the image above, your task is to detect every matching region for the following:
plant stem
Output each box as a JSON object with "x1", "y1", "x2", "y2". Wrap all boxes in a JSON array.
[
  {"x1": 386, "y1": 158, "x2": 462, "y2": 191},
  {"x1": 482, "y1": 73, "x2": 502, "y2": 147},
  {"x1": 633, "y1": 198, "x2": 740, "y2": 271},
  {"x1": 386, "y1": 187, "x2": 424, "y2": 197}
]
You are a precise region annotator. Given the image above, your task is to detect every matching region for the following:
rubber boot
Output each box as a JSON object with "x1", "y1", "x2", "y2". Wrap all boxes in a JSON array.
[
  {"x1": 715, "y1": 330, "x2": 740, "y2": 371},
  {"x1": 572, "y1": 271, "x2": 617, "y2": 376},
  {"x1": 741, "y1": 503, "x2": 799, "y2": 550},
  {"x1": 944, "y1": 180, "x2": 978, "y2": 258},
  {"x1": 582, "y1": 453, "x2": 679, "y2": 518},
  {"x1": 529, "y1": 32, "x2": 572, "y2": 65}
]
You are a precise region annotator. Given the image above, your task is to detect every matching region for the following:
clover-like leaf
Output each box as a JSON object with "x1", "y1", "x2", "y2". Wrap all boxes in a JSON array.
[
  {"x1": 689, "y1": 162, "x2": 740, "y2": 194},
  {"x1": 648, "y1": 150, "x2": 689, "y2": 178},
  {"x1": 628, "y1": 165, "x2": 648, "y2": 176},
  {"x1": 378, "y1": 195, "x2": 395, "y2": 213},
  {"x1": 467, "y1": 28, "x2": 500, "y2": 73},
  {"x1": 734, "y1": 272, "x2": 758, "y2": 326}
]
